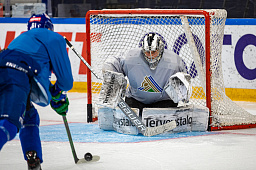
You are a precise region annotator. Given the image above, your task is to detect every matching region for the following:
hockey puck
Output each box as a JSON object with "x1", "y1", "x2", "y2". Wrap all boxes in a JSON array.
[{"x1": 84, "y1": 152, "x2": 93, "y2": 161}]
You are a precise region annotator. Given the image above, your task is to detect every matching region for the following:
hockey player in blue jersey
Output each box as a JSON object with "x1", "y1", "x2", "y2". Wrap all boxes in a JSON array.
[{"x1": 0, "y1": 13, "x2": 73, "y2": 169}]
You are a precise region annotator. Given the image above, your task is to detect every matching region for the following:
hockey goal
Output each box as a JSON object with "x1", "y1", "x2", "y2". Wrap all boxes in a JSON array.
[{"x1": 85, "y1": 9, "x2": 256, "y2": 131}]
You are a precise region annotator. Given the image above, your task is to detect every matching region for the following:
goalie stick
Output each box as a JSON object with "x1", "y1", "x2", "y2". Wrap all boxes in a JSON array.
[
  {"x1": 64, "y1": 36, "x2": 176, "y2": 136},
  {"x1": 62, "y1": 116, "x2": 100, "y2": 163}
]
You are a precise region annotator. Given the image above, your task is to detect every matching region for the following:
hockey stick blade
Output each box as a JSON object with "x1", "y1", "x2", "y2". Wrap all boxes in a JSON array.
[
  {"x1": 144, "y1": 120, "x2": 176, "y2": 136},
  {"x1": 76, "y1": 155, "x2": 100, "y2": 164},
  {"x1": 62, "y1": 116, "x2": 100, "y2": 164}
]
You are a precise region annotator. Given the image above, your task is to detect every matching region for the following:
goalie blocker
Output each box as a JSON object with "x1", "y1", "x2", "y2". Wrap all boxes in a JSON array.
[
  {"x1": 164, "y1": 72, "x2": 192, "y2": 104},
  {"x1": 98, "y1": 104, "x2": 209, "y2": 135}
]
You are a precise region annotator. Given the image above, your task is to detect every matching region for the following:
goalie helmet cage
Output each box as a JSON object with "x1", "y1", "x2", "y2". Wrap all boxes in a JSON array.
[{"x1": 85, "y1": 9, "x2": 256, "y2": 131}]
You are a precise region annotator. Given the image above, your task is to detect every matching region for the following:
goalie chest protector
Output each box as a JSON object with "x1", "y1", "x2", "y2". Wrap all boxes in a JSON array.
[{"x1": 121, "y1": 48, "x2": 186, "y2": 104}]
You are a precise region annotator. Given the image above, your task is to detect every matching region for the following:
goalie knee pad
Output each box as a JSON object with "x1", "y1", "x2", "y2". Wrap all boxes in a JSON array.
[
  {"x1": 98, "y1": 106, "x2": 114, "y2": 130},
  {"x1": 113, "y1": 108, "x2": 139, "y2": 135}
]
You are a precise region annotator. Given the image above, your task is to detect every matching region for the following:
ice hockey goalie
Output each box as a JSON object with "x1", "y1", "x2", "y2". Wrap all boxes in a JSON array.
[{"x1": 98, "y1": 71, "x2": 209, "y2": 134}]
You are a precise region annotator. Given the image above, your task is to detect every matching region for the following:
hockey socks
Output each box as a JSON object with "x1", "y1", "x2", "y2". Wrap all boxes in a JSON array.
[{"x1": 0, "y1": 119, "x2": 18, "y2": 150}]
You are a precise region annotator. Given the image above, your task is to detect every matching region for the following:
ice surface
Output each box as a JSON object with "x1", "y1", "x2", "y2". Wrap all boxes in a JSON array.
[{"x1": 1, "y1": 93, "x2": 256, "y2": 170}]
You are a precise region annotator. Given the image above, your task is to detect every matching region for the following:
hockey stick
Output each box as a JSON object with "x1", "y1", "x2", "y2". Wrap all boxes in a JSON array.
[
  {"x1": 64, "y1": 37, "x2": 101, "y2": 80},
  {"x1": 64, "y1": 37, "x2": 176, "y2": 136},
  {"x1": 62, "y1": 115, "x2": 100, "y2": 163}
]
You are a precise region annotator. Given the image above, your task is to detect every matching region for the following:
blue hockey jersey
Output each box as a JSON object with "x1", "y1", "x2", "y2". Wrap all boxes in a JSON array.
[{"x1": 7, "y1": 28, "x2": 73, "y2": 106}]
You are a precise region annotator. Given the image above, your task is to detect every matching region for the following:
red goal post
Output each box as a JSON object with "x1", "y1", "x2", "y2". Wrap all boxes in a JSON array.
[{"x1": 85, "y1": 9, "x2": 256, "y2": 131}]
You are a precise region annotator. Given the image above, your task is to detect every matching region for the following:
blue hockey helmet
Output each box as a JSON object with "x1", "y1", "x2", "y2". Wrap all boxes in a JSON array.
[{"x1": 27, "y1": 13, "x2": 54, "y2": 31}]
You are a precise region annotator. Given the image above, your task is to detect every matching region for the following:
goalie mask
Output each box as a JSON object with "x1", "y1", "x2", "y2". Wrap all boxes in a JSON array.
[
  {"x1": 141, "y1": 33, "x2": 165, "y2": 70},
  {"x1": 27, "y1": 13, "x2": 54, "y2": 31}
]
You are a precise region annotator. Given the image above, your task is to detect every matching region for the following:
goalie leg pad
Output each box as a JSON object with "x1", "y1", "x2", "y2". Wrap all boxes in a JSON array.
[
  {"x1": 98, "y1": 106, "x2": 114, "y2": 130},
  {"x1": 113, "y1": 108, "x2": 139, "y2": 135},
  {"x1": 191, "y1": 105, "x2": 209, "y2": 131},
  {"x1": 142, "y1": 105, "x2": 209, "y2": 133}
]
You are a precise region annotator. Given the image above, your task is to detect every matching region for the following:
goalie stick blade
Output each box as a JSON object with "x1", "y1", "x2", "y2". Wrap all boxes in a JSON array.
[
  {"x1": 76, "y1": 155, "x2": 100, "y2": 164},
  {"x1": 144, "y1": 120, "x2": 176, "y2": 137}
]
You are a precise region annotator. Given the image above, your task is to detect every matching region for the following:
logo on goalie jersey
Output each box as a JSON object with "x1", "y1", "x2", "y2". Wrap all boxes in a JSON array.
[{"x1": 138, "y1": 75, "x2": 163, "y2": 93}]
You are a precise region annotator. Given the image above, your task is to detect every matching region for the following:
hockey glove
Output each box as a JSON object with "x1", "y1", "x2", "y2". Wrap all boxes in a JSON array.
[
  {"x1": 50, "y1": 84, "x2": 69, "y2": 116},
  {"x1": 164, "y1": 72, "x2": 192, "y2": 103},
  {"x1": 50, "y1": 98, "x2": 69, "y2": 116},
  {"x1": 50, "y1": 84, "x2": 67, "y2": 102}
]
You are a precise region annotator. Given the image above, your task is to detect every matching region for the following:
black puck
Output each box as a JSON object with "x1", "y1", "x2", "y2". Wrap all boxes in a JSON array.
[{"x1": 84, "y1": 152, "x2": 93, "y2": 161}]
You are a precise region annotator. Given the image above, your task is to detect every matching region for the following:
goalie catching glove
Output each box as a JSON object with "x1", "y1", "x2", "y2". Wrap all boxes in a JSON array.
[
  {"x1": 50, "y1": 84, "x2": 69, "y2": 116},
  {"x1": 98, "y1": 70, "x2": 127, "y2": 108},
  {"x1": 164, "y1": 72, "x2": 192, "y2": 103}
]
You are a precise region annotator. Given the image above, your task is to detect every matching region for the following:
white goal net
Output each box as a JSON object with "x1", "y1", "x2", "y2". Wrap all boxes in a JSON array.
[{"x1": 85, "y1": 9, "x2": 256, "y2": 130}]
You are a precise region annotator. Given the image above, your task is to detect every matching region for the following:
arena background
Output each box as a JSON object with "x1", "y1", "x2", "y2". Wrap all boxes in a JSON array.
[
  {"x1": 0, "y1": 17, "x2": 255, "y2": 101},
  {"x1": 1, "y1": 2, "x2": 256, "y2": 169}
]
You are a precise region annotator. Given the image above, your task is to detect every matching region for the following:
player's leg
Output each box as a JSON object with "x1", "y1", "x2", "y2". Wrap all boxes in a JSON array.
[
  {"x1": 19, "y1": 103, "x2": 42, "y2": 169},
  {"x1": 0, "y1": 119, "x2": 17, "y2": 150},
  {"x1": 0, "y1": 68, "x2": 30, "y2": 150}
]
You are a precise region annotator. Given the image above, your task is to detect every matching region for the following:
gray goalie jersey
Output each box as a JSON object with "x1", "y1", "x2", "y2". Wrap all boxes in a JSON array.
[{"x1": 103, "y1": 48, "x2": 186, "y2": 104}]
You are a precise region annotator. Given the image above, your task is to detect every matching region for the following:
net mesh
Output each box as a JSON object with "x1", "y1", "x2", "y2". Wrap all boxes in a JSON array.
[{"x1": 87, "y1": 9, "x2": 256, "y2": 129}]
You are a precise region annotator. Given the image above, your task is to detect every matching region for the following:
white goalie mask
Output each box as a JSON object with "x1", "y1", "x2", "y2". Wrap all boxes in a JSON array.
[{"x1": 141, "y1": 33, "x2": 165, "y2": 70}]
